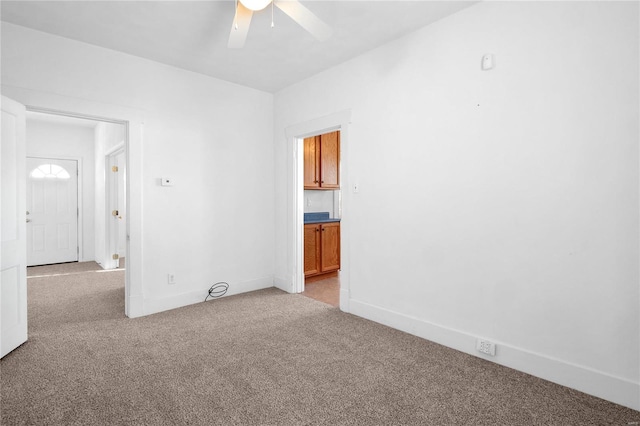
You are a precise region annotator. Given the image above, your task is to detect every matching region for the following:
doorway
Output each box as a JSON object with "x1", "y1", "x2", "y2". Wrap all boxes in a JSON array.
[
  {"x1": 26, "y1": 157, "x2": 79, "y2": 266},
  {"x1": 301, "y1": 130, "x2": 342, "y2": 307},
  {"x1": 285, "y1": 110, "x2": 352, "y2": 312},
  {"x1": 24, "y1": 109, "x2": 128, "y2": 295},
  {"x1": 1, "y1": 93, "x2": 142, "y2": 324}
]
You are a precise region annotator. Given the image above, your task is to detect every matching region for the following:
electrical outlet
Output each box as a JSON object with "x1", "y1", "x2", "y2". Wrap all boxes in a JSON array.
[
  {"x1": 168, "y1": 274, "x2": 176, "y2": 285},
  {"x1": 476, "y1": 339, "x2": 496, "y2": 356}
]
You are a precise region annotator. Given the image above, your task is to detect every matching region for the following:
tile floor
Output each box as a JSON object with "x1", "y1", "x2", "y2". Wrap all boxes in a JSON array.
[{"x1": 302, "y1": 272, "x2": 340, "y2": 307}]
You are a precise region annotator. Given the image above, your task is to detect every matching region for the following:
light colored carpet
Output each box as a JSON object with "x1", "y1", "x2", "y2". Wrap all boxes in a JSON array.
[
  {"x1": 1, "y1": 269, "x2": 638, "y2": 425},
  {"x1": 27, "y1": 261, "x2": 104, "y2": 277},
  {"x1": 27, "y1": 259, "x2": 125, "y2": 277}
]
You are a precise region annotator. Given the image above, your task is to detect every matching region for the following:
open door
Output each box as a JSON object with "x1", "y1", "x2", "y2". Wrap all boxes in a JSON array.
[
  {"x1": 1, "y1": 96, "x2": 28, "y2": 358},
  {"x1": 105, "y1": 145, "x2": 125, "y2": 269}
]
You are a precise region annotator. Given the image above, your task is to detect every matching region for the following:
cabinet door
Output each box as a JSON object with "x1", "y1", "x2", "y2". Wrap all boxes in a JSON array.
[
  {"x1": 320, "y1": 131, "x2": 340, "y2": 189},
  {"x1": 304, "y1": 224, "x2": 321, "y2": 276},
  {"x1": 320, "y1": 222, "x2": 340, "y2": 273},
  {"x1": 303, "y1": 136, "x2": 320, "y2": 189}
]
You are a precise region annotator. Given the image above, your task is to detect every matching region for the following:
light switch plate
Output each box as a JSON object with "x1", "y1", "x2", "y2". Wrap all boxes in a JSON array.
[{"x1": 161, "y1": 177, "x2": 173, "y2": 186}]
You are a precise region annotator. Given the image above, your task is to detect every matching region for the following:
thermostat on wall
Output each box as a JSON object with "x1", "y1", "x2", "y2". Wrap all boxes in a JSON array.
[
  {"x1": 161, "y1": 177, "x2": 173, "y2": 186},
  {"x1": 481, "y1": 53, "x2": 494, "y2": 70}
]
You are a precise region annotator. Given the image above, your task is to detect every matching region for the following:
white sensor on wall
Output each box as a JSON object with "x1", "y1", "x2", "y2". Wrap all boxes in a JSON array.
[
  {"x1": 481, "y1": 53, "x2": 494, "y2": 70},
  {"x1": 161, "y1": 177, "x2": 173, "y2": 186}
]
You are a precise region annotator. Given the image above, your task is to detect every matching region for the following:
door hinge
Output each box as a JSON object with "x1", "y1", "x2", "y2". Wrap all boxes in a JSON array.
[
  {"x1": 112, "y1": 166, "x2": 119, "y2": 172},
  {"x1": 112, "y1": 210, "x2": 119, "y2": 216},
  {"x1": 112, "y1": 254, "x2": 119, "y2": 260}
]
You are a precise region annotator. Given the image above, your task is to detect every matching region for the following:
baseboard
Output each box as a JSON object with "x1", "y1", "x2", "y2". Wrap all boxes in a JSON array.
[
  {"x1": 339, "y1": 288, "x2": 350, "y2": 313},
  {"x1": 349, "y1": 299, "x2": 640, "y2": 411},
  {"x1": 142, "y1": 276, "x2": 274, "y2": 317},
  {"x1": 126, "y1": 294, "x2": 144, "y2": 318},
  {"x1": 274, "y1": 275, "x2": 291, "y2": 293}
]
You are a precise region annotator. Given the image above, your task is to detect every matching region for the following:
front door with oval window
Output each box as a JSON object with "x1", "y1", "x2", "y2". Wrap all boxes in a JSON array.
[{"x1": 26, "y1": 157, "x2": 79, "y2": 266}]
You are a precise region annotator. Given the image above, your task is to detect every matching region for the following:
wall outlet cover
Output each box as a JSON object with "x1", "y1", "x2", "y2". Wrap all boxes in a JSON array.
[{"x1": 476, "y1": 339, "x2": 496, "y2": 356}]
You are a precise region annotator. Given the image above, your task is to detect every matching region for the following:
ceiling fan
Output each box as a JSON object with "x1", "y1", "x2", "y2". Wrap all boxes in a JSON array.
[{"x1": 229, "y1": 0, "x2": 332, "y2": 48}]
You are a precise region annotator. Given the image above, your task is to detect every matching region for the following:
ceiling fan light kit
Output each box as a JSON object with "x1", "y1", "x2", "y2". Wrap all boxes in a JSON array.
[
  {"x1": 239, "y1": 0, "x2": 271, "y2": 12},
  {"x1": 229, "y1": 0, "x2": 332, "y2": 49}
]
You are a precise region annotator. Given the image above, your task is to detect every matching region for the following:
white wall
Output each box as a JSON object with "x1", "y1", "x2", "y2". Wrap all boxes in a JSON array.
[
  {"x1": 304, "y1": 190, "x2": 335, "y2": 215},
  {"x1": 26, "y1": 118, "x2": 96, "y2": 261},
  {"x1": 274, "y1": 1, "x2": 639, "y2": 410},
  {"x1": 2, "y1": 22, "x2": 275, "y2": 316}
]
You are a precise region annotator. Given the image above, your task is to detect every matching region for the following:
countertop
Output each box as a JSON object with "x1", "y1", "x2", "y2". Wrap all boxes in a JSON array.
[{"x1": 304, "y1": 212, "x2": 341, "y2": 224}]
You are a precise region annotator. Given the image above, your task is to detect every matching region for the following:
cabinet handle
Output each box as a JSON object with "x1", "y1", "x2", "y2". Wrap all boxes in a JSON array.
[
  {"x1": 314, "y1": 180, "x2": 318, "y2": 183},
  {"x1": 321, "y1": 181, "x2": 324, "y2": 183},
  {"x1": 322, "y1": 228, "x2": 325, "y2": 231}
]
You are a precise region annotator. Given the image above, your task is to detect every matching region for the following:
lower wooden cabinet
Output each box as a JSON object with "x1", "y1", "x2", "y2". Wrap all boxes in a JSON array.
[{"x1": 304, "y1": 222, "x2": 340, "y2": 278}]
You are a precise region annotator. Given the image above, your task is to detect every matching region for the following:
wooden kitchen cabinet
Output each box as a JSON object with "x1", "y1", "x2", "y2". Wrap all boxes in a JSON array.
[
  {"x1": 303, "y1": 131, "x2": 340, "y2": 189},
  {"x1": 304, "y1": 222, "x2": 340, "y2": 278},
  {"x1": 304, "y1": 223, "x2": 321, "y2": 276},
  {"x1": 303, "y1": 136, "x2": 320, "y2": 189},
  {"x1": 319, "y1": 222, "x2": 340, "y2": 272}
]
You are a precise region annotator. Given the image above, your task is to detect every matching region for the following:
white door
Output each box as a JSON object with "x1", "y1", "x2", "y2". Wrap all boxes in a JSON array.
[
  {"x1": 26, "y1": 158, "x2": 79, "y2": 266},
  {"x1": 1, "y1": 96, "x2": 28, "y2": 358},
  {"x1": 106, "y1": 150, "x2": 124, "y2": 269},
  {"x1": 116, "y1": 152, "x2": 126, "y2": 261}
]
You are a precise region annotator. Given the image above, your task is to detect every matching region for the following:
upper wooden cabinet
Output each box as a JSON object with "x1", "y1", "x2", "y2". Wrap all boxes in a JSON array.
[
  {"x1": 304, "y1": 131, "x2": 340, "y2": 190},
  {"x1": 303, "y1": 136, "x2": 320, "y2": 189}
]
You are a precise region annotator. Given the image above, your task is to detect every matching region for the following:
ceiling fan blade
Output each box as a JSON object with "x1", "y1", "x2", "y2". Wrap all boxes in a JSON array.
[
  {"x1": 228, "y1": 2, "x2": 253, "y2": 49},
  {"x1": 275, "y1": 0, "x2": 332, "y2": 42}
]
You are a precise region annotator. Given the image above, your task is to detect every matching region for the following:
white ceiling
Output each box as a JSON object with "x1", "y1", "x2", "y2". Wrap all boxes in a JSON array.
[{"x1": 1, "y1": 1, "x2": 477, "y2": 93}]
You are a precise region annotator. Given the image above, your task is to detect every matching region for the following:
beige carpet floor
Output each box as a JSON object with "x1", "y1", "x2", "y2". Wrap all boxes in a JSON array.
[
  {"x1": 27, "y1": 259, "x2": 125, "y2": 277},
  {"x1": 1, "y1": 268, "x2": 638, "y2": 425}
]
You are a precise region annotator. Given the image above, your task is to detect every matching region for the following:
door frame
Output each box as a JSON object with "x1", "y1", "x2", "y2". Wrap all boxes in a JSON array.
[
  {"x1": 23, "y1": 105, "x2": 139, "y2": 317},
  {"x1": 2, "y1": 83, "x2": 144, "y2": 317},
  {"x1": 285, "y1": 110, "x2": 352, "y2": 312},
  {"x1": 26, "y1": 156, "x2": 83, "y2": 263}
]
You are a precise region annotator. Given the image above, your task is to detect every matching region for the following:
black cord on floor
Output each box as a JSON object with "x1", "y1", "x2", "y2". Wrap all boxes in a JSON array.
[{"x1": 204, "y1": 282, "x2": 229, "y2": 302}]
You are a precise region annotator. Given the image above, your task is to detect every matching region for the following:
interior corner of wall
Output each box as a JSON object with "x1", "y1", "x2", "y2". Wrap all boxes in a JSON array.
[{"x1": 274, "y1": 275, "x2": 291, "y2": 293}]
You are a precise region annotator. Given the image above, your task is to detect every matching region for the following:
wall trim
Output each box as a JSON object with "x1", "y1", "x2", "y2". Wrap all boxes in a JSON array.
[
  {"x1": 349, "y1": 298, "x2": 640, "y2": 411},
  {"x1": 339, "y1": 287, "x2": 350, "y2": 313},
  {"x1": 143, "y1": 276, "x2": 275, "y2": 317},
  {"x1": 127, "y1": 294, "x2": 144, "y2": 318}
]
